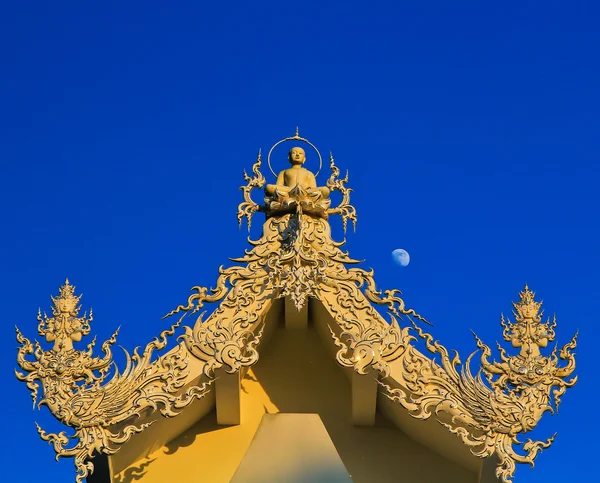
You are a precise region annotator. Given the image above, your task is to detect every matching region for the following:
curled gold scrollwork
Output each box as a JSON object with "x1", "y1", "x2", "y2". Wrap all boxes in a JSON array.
[
  {"x1": 379, "y1": 285, "x2": 577, "y2": 482},
  {"x1": 18, "y1": 140, "x2": 578, "y2": 483},
  {"x1": 173, "y1": 286, "x2": 266, "y2": 378},
  {"x1": 320, "y1": 264, "x2": 428, "y2": 376},
  {"x1": 15, "y1": 281, "x2": 210, "y2": 482},
  {"x1": 237, "y1": 150, "x2": 266, "y2": 230},
  {"x1": 326, "y1": 152, "x2": 357, "y2": 232}
]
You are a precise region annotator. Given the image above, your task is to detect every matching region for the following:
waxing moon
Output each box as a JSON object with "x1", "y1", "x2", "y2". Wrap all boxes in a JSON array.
[{"x1": 392, "y1": 248, "x2": 410, "y2": 267}]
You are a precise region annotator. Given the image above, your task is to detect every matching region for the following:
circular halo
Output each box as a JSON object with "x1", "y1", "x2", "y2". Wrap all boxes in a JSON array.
[{"x1": 267, "y1": 128, "x2": 323, "y2": 178}]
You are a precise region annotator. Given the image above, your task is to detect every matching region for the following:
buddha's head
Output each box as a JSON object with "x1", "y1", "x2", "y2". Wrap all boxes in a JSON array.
[{"x1": 288, "y1": 147, "x2": 306, "y2": 165}]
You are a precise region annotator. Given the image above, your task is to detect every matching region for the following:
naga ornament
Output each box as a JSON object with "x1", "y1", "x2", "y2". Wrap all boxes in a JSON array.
[
  {"x1": 15, "y1": 280, "x2": 210, "y2": 482},
  {"x1": 381, "y1": 285, "x2": 577, "y2": 482}
]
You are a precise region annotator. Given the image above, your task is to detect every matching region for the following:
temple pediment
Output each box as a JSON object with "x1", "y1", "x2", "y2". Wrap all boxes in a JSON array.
[{"x1": 16, "y1": 131, "x2": 577, "y2": 483}]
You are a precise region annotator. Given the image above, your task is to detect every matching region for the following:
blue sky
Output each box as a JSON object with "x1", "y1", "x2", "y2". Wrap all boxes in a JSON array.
[{"x1": 2, "y1": 1, "x2": 598, "y2": 482}]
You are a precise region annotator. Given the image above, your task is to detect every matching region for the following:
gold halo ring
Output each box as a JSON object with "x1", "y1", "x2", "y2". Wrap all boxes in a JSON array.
[{"x1": 267, "y1": 128, "x2": 323, "y2": 178}]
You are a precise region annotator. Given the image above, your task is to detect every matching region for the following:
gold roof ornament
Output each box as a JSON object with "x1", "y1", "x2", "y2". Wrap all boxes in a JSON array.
[
  {"x1": 15, "y1": 280, "x2": 210, "y2": 482},
  {"x1": 16, "y1": 132, "x2": 577, "y2": 482},
  {"x1": 380, "y1": 285, "x2": 577, "y2": 482},
  {"x1": 238, "y1": 128, "x2": 356, "y2": 231}
]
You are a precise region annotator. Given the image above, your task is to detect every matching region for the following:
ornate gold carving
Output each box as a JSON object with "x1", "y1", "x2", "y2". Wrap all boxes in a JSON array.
[
  {"x1": 380, "y1": 285, "x2": 577, "y2": 482},
  {"x1": 237, "y1": 129, "x2": 357, "y2": 231},
  {"x1": 175, "y1": 209, "x2": 424, "y2": 380},
  {"x1": 325, "y1": 152, "x2": 356, "y2": 232},
  {"x1": 15, "y1": 280, "x2": 210, "y2": 482},
  {"x1": 172, "y1": 133, "x2": 423, "y2": 382},
  {"x1": 173, "y1": 287, "x2": 266, "y2": 378},
  {"x1": 237, "y1": 149, "x2": 266, "y2": 230},
  {"x1": 17, "y1": 135, "x2": 578, "y2": 483},
  {"x1": 324, "y1": 279, "x2": 430, "y2": 377}
]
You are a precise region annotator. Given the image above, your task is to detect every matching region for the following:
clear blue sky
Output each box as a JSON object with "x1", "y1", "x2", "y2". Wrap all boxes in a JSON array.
[{"x1": 2, "y1": 2, "x2": 598, "y2": 482}]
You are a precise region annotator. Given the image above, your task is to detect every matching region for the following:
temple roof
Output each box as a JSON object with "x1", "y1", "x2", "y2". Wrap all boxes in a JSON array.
[{"x1": 16, "y1": 131, "x2": 577, "y2": 483}]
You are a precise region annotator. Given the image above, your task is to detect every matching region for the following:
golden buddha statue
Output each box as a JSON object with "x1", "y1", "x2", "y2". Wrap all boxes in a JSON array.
[{"x1": 265, "y1": 147, "x2": 330, "y2": 200}]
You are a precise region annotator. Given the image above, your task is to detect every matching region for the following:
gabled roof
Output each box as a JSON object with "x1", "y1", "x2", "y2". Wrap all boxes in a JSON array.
[{"x1": 16, "y1": 133, "x2": 577, "y2": 483}]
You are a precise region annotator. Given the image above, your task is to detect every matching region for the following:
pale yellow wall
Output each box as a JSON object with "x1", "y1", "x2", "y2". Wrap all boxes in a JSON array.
[
  {"x1": 114, "y1": 324, "x2": 477, "y2": 483},
  {"x1": 231, "y1": 413, "x2": 353, "y2": 482}
]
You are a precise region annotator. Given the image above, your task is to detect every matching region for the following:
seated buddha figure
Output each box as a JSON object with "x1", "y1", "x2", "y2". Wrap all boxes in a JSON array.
[{"x1": 265, "y1": 147, "x2": 330, "y2": 215}]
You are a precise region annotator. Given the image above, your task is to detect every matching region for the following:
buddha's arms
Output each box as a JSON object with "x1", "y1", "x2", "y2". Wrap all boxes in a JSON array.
[
  {"x1": 265, "y1": 170, "x2": 287, "y2": 195},
  {"x1": 305, "y1": 171, "x2": 318, "y2": 189},
  {"x1": 276, "y1": 171, "x2": 286, "y2": 186},
  {"x1": 306, "y1": 171, "x2": 330, "y2": 197}
]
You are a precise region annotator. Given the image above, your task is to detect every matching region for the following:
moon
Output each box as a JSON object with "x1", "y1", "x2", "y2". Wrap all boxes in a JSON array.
[{"x1": 392, "y1": 248, "x2": 410, "y2": 267}]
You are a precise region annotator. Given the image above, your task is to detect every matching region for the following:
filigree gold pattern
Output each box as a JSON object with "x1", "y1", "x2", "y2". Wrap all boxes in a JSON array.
[
  {"x1": 379, "y1": 286, "x2": 577, "y2": 482},
  {"x1": 170, "y1": 210, "x2": 428, "y2": 378},
  {"x1": 15, "y1": 281, "x2": 210, "y2": 482},
  {"x1": 170, "y1": 143, "x2": 425, "y2": 380},
  {"x1": 17, "y1": 136, "x2": 577, "y2": 483},
  {"x1": 237, "y1": 149, "x2": 266, "y2": 230},
  {"x1": 325, "y1": 152, "x2": 356, "y2": 232}
]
